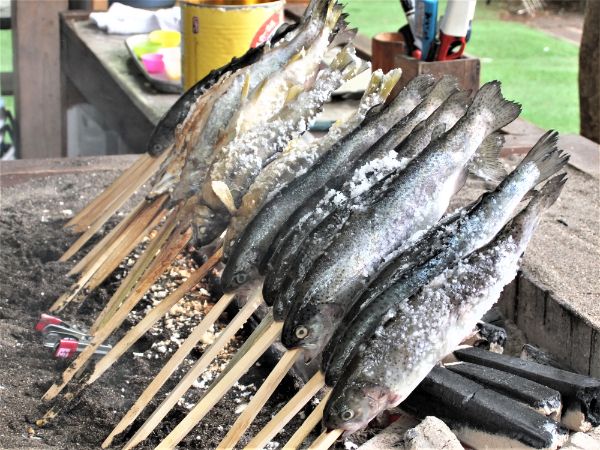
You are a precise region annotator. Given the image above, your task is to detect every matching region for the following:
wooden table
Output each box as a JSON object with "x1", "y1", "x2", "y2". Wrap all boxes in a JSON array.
[{"x1": 60, "y1": 11, "x2": 179, "y2": 154}]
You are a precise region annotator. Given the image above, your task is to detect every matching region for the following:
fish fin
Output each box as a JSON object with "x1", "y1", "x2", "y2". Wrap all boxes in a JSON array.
[
  {"x1": 285, "y1": 83, "x2": 305, "y2": 103},
  {"x1": 240, "y1": 70, "x2": 252, "y2": 101},
  {"x1": 326, "y1": 2, "x2": 345, "y2": 32},
  {"x1": 429, "y1": 75, "x2": 460, "y2": 101},
  {"x1": 329, "y1": 27, "x2": 358, "y2": 48},
  {"x1": 431, "y1": 123, "x2": 447, "y2": 141},
  {"x1": 378, "y1": 68, "x2": 404, "y2": 101},
  {"x1": 330, "y1": 44, "x2": 370, "y2": 80},
  {"x1": 470, "y1": 81, "x2": 522, "y2": 133},
  {"x1": 211, "y1": 181, "x2": 237, "y2": 214},
  {"x1": 518, "y1": 130, "x2": 570, "y2": 183},
  {"x1": 468, "y1": 132, "x2": 507, "y2": 183},
  {"x1": 524, "y1": 173, "x2": 568, "y2": 214}
]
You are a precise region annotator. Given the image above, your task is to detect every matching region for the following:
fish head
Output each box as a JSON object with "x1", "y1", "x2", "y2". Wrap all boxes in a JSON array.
[
  {"x1": 282, "y1": 302, "x2": 344, "y2": 363},
  {"x1": 221, "y1": 247, "x2": 261, "y2": 291},
  {"x1": 323, "y1": 379, "x2": 390, "y2": 435},
  {"x1": 147, "y1": 123, "x2": 174, "y2": 157}
]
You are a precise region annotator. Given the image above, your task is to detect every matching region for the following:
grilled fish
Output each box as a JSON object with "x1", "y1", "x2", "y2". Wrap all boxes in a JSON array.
[
  {"x1": 322, "y1": 131, "x2": 569, "y2": 385},
  {"x1": 221, "y1": 74, "x2": 434, "y2": 291},
  {"x1": 323, "y1": 174, "x2": 567, "y2": 434},
  {"x1": 281, "y1": 81, "x2": 521, "y2": 363}
]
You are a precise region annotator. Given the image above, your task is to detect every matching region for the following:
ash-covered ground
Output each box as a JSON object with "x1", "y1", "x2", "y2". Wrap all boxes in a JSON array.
[{"x1": 0, "y1": 170, "x2": 375, "y2": 450}]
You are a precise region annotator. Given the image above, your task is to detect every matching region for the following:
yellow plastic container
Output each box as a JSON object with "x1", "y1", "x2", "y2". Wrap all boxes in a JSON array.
[
  {"x1": 149, "y1": 30, "x2": 182, "y2": 48},
  {"x1": 181, "y1": 0, "x2": 285, "y2": 90}
]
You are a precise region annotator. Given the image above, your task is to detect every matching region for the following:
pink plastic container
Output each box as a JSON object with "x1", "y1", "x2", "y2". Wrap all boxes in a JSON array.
[{"x1": 141, "y1": 53, "x2": 165, "y2": 74}]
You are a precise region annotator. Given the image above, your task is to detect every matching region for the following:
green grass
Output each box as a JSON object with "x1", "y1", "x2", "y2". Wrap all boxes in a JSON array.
[
  {"x1": 1, "y1": 29, "x2": 14, "y2": 117},
  {"x1": 344, "y1": 0, "x2": 580, "y2": 134}
]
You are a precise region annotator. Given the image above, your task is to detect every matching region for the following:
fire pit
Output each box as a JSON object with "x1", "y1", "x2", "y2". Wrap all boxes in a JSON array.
[{"x1": 0, "y1": 149, "x2": 598, "y2": 449}]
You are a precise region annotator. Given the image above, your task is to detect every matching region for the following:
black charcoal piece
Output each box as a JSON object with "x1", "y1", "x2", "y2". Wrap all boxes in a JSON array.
[
  {"x1": 521, "y1": 344, "x2": 573, "y2": 371},
  {"x1": 401, "y1": 367, "x2": 569, "y2": 450},
  {"x1": 454, "y1": 346, "x2": 600, "y2": 427},
  {"x1": 446, "y1": 361, "x2": 561, "y2": 417},
  {"x1": 475, "y1": 321, "x2": 507, "y2": 349}
]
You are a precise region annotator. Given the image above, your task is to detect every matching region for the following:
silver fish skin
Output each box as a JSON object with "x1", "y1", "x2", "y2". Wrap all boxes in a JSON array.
[
  {"x1": 203, "y1": 44, "x2": 368, "y2": 213},
  {"x1": 322, "y1": 174, "x2": 567, "y2": 435},
  {"x1": 153, "y1": 0, "x2": 339, "y2": 201},
  {"x1": 280, "y1": 81, "x2": 521, "y2": 362},
  {"x1": 322, "y1": 131, "x2": 569, "y2": 385},
  {"x1": 220, "y1": 74, "x2": 435, "y2": 292},
  {"x1": 146, "y1": 22, "x2": 299, "y2": 157},
  {"x1": 222, "y1": 70, "x2": 397, "y2": 259},
  {"x1": 263, "y1": 78, "x2": 464, "y2": 308}
]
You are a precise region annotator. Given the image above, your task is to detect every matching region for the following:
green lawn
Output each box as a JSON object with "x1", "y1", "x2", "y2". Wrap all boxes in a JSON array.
[
  {"x1": 344, "y1": 0, "x2": 580, "y2": 134},
  {"x1": 1, "y1": 28, "x2": 14, "y2": 117}
]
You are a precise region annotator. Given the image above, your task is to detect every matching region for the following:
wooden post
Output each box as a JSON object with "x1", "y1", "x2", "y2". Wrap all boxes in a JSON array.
[{"x1": 12, "y1": 0, "x2": 68, "y2": 158}]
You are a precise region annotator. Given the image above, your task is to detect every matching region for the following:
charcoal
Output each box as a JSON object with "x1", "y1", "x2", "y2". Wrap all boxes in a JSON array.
[
  {"x1": 454, "y1": 347, "x2": 600, "y2": 429},
  {"x1": 446, "y1": 361, "x2": 561, "y2": 418},
  {"x1": 521, "y1": 343, "x2": 573, "y2": 372},
  {"x1": 474, "y1": 321, "x2": 507, "y2": 351},
  {"x1": 401, "y1": 367, "x2": 569, "y2": 450}
]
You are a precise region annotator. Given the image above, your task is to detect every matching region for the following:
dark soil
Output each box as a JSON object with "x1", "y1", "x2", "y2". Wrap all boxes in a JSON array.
[{"x1": 0, "y1": 171, "x2": 372, "y2": 450}]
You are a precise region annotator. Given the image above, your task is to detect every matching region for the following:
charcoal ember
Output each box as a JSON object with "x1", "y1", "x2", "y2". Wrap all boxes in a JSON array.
[
  {"x1": 521, "y1": 343, "x2": 573, "y2": 372},
  {"x1": 401, "y1": 367, "x2": 569, "y2": 450},
  {"x1": 446, "y1": 361, "x2": 561, "y2": 418},
  {"x1": 454, "y1": 347, "x2": 600, "y2": 430}
]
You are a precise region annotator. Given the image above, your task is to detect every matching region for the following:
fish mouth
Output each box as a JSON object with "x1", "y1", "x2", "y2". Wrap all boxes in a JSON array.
[{"x1": 301, "y1": 343, "x2": 320, "y2": 364}]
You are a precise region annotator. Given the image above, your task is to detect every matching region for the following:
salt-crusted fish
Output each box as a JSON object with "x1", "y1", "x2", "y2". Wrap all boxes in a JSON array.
[
  {"x1": 149, "y1": 0, "x2": 341, "y2": 201},
  {"x1": 281, "y1": 81, "x2": 521, "y2": 363},
  {"x1": 146, "y1": 21, "x2": 298, "y2": 157},
  {"x1": 221, "y1": 69, "x2": 397, "y2": 259},
  {"x1": 201, "y1": 44, "x2": 368, "y2": 214},
  {"x1": 263, "y1": 77, "x2": 463, "y2": 311},
  {"x1": 322, "y1": 131, "x2": 569, "y2": 385},
  {"x1": 221, "y1": 74, "x2": 435, "y2": 291},
  {"x1": 323, "y1": 175, "x2": 567, "y2": 434}
]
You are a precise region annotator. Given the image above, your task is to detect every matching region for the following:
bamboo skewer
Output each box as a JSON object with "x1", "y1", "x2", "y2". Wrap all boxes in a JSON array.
[
  {"x1": 217, "y1": 348, "x2": 302, "y2": 450},
  {"x1": 64, "y1": 154, "x2": 151, "y2": 230},
  {"x1": 90, "y1": 210, "x2": 183, "y2": 333},
  {"x1": 59, "y1": 153, "x2": 166, "y2": 261},
  {"x1": 50, "y1": 198, "x2": 167, "y2": 313},
  {"x1": 154, "y1": 319, "x2": 283, "y2": 449},
  {"x1": 69, "y1": 194, "x2": 167, "y2": 277},
  {"x1": 101, "y1": 286, "x2": 233, "y2": 448},
  {"x1": 308, "y1": 429, "x2": 343, "y2": 450},
  {"x1": 244, "y1": 371, "x2": 326, "y2": 450},
  {"x1": 284, "y1": 390, "x2": 332, "y2": 450},
  {"x1": 121, "y1": 289, "x2": 264, "y2": 450},
  {"x1": 67, "y1": 154, "x2": 155, "y2": 234},
  {"x1": 85, "y1": 248, "x2": 224, "y2": 387},
  {"x1": 41, "y1": 225, "x2": 192, "y2": 403}
]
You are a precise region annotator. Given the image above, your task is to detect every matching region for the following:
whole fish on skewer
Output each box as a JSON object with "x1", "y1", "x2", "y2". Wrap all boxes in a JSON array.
[
  {"x1": 221, "y1": 74, "x2": 435, "y2": 291},
  {"x1": 281, "y1": 81, "x2": 521, "y2": 363},
  {"x1": 322, "y1": 131, "x2": 569, "y2": 385},
  {"x1": 263, "y1": 77, "x2": 466, "y2": 314},
  {"x1": 323, "y1": 175, "x2": 567, "y2": 435},
  {"x1": 222, "y1": 69, "x2": 398, "y2": 257}
]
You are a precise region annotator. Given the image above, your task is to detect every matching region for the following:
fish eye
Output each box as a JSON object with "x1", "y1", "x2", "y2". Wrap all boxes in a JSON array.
[
  {"x1": 295, "y1": 326, "x2": 309, "y2": 339},
  {"x1": 341, "y1": 409, "x2": 354, "y2": 421},
  {"x1": 233, "y1": 272, "x2": 248, "y2": 286}
]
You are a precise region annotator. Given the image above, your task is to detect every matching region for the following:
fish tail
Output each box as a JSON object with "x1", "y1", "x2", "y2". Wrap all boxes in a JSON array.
[
  {"x1": 304, "y1": 0, "x2": 332, "y2": 22},
  {"x1": 402, "y1": 74, "x2": 436, "y2": 104},
  {"x1": 330, "y1": 44, "x2": 369, "y2": 80},
  {"x1": 428, "y1": 75, "x2": 460, "y2": 101},
  {"x1": 535, "y1": 173, "x2": 568, "y2": 210},
  {"x1": 468, "y1": 132, "x2": 507, "y2": 183},
  {"x1": 519, "y1": 130, "x2": 570, "y2": 184},
  {"x1": 469, "y1": 81, "x2": 522, "y2": 133}
]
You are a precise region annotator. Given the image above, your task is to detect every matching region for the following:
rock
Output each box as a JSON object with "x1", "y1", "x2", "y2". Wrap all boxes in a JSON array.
[
  {"x1": 358, "y1": 416, "x2": 461, "y2": 450},
  {"x1": 562, "y1": 431, "x2": 600, "y2": 450},
  {"x1": 403, "y1": 417, "x2": 462, "y2": 450}
]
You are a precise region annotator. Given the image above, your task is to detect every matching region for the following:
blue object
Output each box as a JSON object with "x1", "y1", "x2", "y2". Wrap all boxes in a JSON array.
[{"x1": 415, "y1": 0, "x2": 438, "y2": 61}]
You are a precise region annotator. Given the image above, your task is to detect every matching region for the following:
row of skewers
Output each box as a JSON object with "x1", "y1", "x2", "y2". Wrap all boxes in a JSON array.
[{"x1": 37, "y1": 0, "x2": 590, "y2": 448}]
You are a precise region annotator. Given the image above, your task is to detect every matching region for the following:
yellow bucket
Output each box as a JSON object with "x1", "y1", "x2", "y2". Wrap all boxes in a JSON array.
[{"x1": 181, "y1": 0, "x2": 285, "y2": 90}]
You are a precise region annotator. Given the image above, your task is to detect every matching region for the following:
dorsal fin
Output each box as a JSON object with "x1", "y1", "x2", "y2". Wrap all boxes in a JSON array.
[{"x1": 211, "y1": 181, "x2": 237, "y2": 214}]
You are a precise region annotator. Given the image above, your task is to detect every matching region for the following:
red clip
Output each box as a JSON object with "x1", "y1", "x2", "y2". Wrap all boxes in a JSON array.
[
  {"x1": 35, "y1": 314, "x2": 63, "y2": 332},
  {"x1": 53, "y1": 339, "x2": 79, "y2": 359}
]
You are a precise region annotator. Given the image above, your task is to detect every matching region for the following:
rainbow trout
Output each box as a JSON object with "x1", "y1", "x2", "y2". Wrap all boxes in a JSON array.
[
  {"x1": 221, "y1": 74, "x2": 435, "y2": 291},
  {"x1": 323, "y1": 174, "x2": 567, "y2": 434},
  {"x1": 322, "y1": 131, "x2": 569, "y2": 385},
  {"x1": 280, "y1": 81, "x2": 521, "y2": 362}
]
